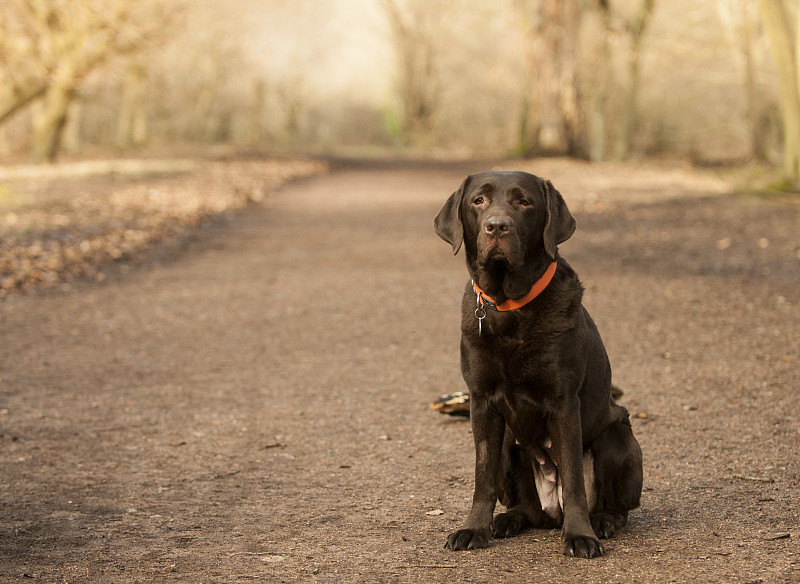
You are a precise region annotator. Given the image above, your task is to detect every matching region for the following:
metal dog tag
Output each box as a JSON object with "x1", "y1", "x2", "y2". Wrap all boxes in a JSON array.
[{"x1": 474, "y1": 288, "x2": 487, "y2": 335}]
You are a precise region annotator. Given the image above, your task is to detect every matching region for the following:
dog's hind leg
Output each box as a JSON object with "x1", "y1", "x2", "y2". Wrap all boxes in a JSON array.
[
  {"x1": 494, "y1": 430, "x2": 559, "y2": 538},
  {"x1": 588, "y1": 415, "x2": 643, "y2": 539}
]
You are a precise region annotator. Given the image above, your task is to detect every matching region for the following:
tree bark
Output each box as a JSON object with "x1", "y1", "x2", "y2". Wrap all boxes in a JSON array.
[
  {"x1": 614, "y1": 0, "x2": 655, "y2": 161},
  {"x1": 512, "y1": 0, "x2": 535, "y2": 157},
  {"x1": 587, "y1": 1, "x2": 613, "y2": 162},
  {"x1": 758, "y1": 0, "x2": 800, "y2": 187},
  {"x1": 31, "y1": 81, "x2": 76, "y2": 163},
  {"x1": 1, "y1": 0, "x2": 174, "y2": 162},
  {"x1": 245, "y1": 79, "x2": 266, "y2": 145},
  {"x1": 382, "y1": 0, "x2": 440, "y2": 146},
  {"x1": 740, "y1": 1, "x2": 763, "y2": 160},
  {"x1": 518, "y1": 0, "x2": 586, "y2": 158},
  {"x1": 116, "y1": 62, "x2": 149, "y2": 149},
  {"x1": 63, "y1": 100, "x2": 82, "y2": 154}
]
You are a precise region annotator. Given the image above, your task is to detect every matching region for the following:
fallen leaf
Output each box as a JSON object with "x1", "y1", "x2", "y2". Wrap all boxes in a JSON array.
[{"x1": 0, "y1": 159, "x2": 327, "y2": 297}]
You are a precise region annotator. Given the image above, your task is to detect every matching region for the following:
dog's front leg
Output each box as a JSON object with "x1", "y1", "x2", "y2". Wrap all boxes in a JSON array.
[
  {"x1": 548, "y1": 396, "x2": 604, "y2": 558},
  {"x1": 445, "y1": 394, "x2": 504, "y2": 550}
]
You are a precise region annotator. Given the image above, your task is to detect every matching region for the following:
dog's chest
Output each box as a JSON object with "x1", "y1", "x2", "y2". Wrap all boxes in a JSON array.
[
  {"x1": 480, "y1": 308, "x2": 536, "y2": 340},
  {"x1": 480, "y1": 311, "x2": 559, "y2": 366},
  {"x1": 481, "y1": 329, "x2": 562, "y2": 402},
  {"x1": 471, "y1": 313, "x2": 566, "y2": 422}
]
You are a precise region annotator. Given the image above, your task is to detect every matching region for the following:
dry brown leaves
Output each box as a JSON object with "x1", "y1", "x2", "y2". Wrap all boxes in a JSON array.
[{"x1": 0, "y1": 158, "x2": 327, "y2": 297}]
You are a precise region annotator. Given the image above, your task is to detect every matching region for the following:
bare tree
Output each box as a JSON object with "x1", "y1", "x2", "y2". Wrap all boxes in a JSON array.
[
  {"x1": 381, "y1": 0, "x2": 449, "y2": 146},
  {"x1": 718, "y1": 0, "x2": 765, "y2": 160},
  {"x1": 613, "y1": 0, "x2": 656, "y2": 160},
  {"x1": 0, "y1": 3, "x2": 49, "y2": 126},
  {"x1": 583, "y1": 0, "x2": 614, "y2": 162},
  {"x1": 116, "y1": 60, "x2": 149, "y2": 150},
  {"x1": 575, "y1": 0, "x2": 656, "y2": 162},
  {"x1": 514, "y1": 0, "x2": 586, "y2": 158},
  {"x1": 758, "y1": 0, "x2": 800, "y2": 188},
  {"x1": 718, "y1": 0, "x2": 787, "y2": 164},
  {"x1": 0, "y1": 0, "x2": 175, "y2": 163}
]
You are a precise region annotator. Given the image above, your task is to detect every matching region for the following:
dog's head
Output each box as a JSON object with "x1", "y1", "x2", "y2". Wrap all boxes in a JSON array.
[{"x1": 434, "y1": 171, "x2": 575, "y2": 293}]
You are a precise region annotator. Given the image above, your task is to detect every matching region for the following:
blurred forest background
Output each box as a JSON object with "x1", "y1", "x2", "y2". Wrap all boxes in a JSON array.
[{"x1": 1, "y1": 0, "x2": 798, "y2": 186}]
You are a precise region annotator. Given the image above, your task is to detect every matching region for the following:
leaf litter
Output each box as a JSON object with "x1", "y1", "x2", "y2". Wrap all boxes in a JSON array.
[{"x1": 0, "y1": 157, "x2": 327, "y2": 297}]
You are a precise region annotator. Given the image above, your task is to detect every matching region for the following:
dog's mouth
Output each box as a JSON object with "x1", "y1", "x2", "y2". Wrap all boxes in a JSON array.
[
  {"x1": 479, "y1": 239, "x2": 522, "y2": 271},
  {"x1": 475, "y1": 254, "x2": 510, "y2": 293},
  {"x1": 488, "y1": 243, "x2": 508, "y2": 260},
  {"x1": 487, "y1": 258, "x2": 508, "y2": 280}
]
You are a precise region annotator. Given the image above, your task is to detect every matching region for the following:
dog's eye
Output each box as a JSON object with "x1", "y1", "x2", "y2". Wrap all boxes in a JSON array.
[
  {"x1": 518, "y1": 198, "x2": 531, "y2": 207},
  {"x1": 472, "y1": 196, "x2": 485, "y2": 205}
]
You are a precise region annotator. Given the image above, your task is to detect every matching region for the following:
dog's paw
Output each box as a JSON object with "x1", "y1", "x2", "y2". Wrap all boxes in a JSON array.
[
  {"x1": 563, "y1": 533, "x2": 604, "y2": 558},
  {"x1": 444, "y1": 528, "x2": 490, "y2": 551},
  {"x1": 590, "y1": 512, "x2": 625, "y2": 539},
  {"x1": 492, "y1": 512, "x2": 524, "y2": 538}
]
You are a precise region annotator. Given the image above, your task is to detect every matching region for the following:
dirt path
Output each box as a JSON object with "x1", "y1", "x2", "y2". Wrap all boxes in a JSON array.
[{"x1": 1, "y1": 161, "x2": 798, "y2": 583}]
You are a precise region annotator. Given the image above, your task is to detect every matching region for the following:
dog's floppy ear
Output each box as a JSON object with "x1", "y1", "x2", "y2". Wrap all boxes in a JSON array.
[
  {"x1": 434, "y1": 176, "x2": 471, "y2": 255},
  {"x1": 542, "y1": 180, "x2": 576, "y2": 260}
]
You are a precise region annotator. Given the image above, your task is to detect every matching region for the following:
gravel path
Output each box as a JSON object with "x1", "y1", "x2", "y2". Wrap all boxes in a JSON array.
[{"x1": 1, "y1": 160, "x2": 798, "y2": 583}]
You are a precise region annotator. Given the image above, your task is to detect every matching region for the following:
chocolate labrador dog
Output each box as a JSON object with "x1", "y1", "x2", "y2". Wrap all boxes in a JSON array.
[{"x1": 434, "y1": 171, "x2": 642, "y2": 558}]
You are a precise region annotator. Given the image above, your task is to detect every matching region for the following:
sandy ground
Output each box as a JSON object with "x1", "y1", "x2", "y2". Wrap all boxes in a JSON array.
[{"x1": 1, "y1": 159, "x2": 798, "y2": 583}]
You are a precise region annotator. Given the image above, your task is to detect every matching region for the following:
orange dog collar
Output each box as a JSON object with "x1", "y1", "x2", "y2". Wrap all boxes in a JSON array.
[
  {"x1": 472, "y1": 261, "x2": 557, "y2": 312},
  {"x1": 472, "y1": 261, "x2": 557, "y2": 335}
]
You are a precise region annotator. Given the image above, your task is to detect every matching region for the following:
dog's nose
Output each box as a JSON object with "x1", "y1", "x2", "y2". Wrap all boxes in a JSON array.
[{"x1": 485, "y1": 216, "x2": 511, "y2": 237}]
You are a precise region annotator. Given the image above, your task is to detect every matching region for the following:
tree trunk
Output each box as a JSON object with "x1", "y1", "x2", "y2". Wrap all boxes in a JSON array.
[
  {"x1": 740, "y1": 1, "x2": 763, "y2": 160},
  {"x1": 512, "y1": 0, "x2": 535, "y2": 157},
  {"x1": 513, "y1": 90, "x2": 531, "y2": 158},
  {"x1": 116, "y1": 62, "x2": 149, "y2": 149},
  {"x1": 521, "y1": 0, "x2": 586, "y2": 158},
  {"x1": 614, "y1": 0, "x2": 655, "y2": 161},
  {"x1": 758, "y1": 0, "x2": 800, "y2": 187},
  {"x1": 615, "y1": 51, "x2": 641, "y2": 160},
  {"x1": 245, "y1": 79, "x2": 266, "y2": 145},
  {"x1": 382, "y1": 0, "x2": 440, "y2": 147},
  {"x1": 63, "y1": 100, "x2": 83, "y2": 154},
  {"x1": 31, "y1": 81, "x2": 76, "y2": 163},
  {"x1": 587, "y1": 1, "x2": 613, "y2": 162}
]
